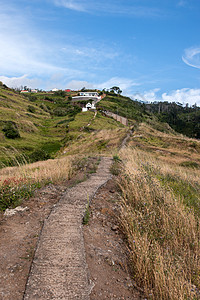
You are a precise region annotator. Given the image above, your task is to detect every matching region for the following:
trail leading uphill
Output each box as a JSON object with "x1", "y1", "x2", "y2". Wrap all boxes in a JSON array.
[{"x1": 23, "y1": 157, "x2": 112, "y2": 300}]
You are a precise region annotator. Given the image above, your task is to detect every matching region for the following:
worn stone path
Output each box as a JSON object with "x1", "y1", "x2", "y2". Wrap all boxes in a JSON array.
[{"x1": 23, "y1": 157, "x2": 112, "y2": 300}]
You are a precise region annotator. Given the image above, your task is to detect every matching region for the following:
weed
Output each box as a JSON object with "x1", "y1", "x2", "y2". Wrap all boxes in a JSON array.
[
  {"x1": 82, "y1": 195, "x2": 90, "y2": 225},
  {"x1": 179, "y1": 161, "x2": 199, "y2": 169},
  {"x1": 113, "y1": 155, "x2": 121, "y2": 162},
  {"x1": 110, "y1": 158, "x2": 122, "y2": 176},
  {"x1": 0, "y1": 177, "x2": 41, "y2": 211}
]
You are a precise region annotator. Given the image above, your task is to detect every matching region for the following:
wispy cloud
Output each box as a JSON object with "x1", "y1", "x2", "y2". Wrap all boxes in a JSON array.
[
  {"x1": 53, "y1": 0, "x2": 86, "y2": 12},
  {"x1": 182, "y1": 47, "x2": 200, "y2": 69},
  {"x1": 67, "y1": 77, "x2": 140, "y2": 92},
  {"x1": 177, "y1": 0, "x2": 187, "y2": 7},
  {"x1": 0, "y1": 2, "x2": 122, "y2": 89},
  {"x1": 53, "y1": 0, "x2": 162, "y2": 17},
  {"x1": 0, "y1": 75, "x2": 43, "y2": 89}
]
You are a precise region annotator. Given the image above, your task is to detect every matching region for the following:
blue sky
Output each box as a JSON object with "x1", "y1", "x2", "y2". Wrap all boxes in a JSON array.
[{"x1": 0, "y1": 0, "x2": 200, "y2": 105}]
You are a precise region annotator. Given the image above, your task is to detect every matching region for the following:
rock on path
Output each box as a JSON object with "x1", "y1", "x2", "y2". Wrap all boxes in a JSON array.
[{"x1": 23, "y1": 157, "x2": 112, "y2": 300}]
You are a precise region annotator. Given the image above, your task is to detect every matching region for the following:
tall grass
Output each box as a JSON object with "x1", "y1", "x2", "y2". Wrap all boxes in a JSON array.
[
  {"x1": 0, "y1": 156, "x2": 73, "y2": 210},
  {"x1": 118, "y1": 148, "x2": 200, "y2": 299}
]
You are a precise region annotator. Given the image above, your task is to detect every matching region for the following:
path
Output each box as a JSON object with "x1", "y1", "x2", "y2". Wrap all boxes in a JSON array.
[{"x1": 23, "y1": 157, "x2": 112, "y2": 300}]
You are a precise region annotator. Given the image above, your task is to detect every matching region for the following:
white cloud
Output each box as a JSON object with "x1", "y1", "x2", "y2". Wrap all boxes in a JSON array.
[
  {"x1": 67, "y1": 77, "x2": 140, "y2": 92},
  {"x1": 0, "y1": 75, "x2": 139, "y2": 93},
  {"x1": 54, "y1": 0, "x2": 86, "y2": 11},
  {"x1": 0, "y1": 2, "x2": 122, "y2": 88},
  {"x1": 97, "y1": 77, "x2": 140, "y2": 93},
  {"x1": 182, "y1": 47, "x2": 200, "y2": 69},
  {"x1": 143, "y1": 88, "x2": 161, "y2": 102},
  {"x1": 162, "y1": 88, "x2": 200, "y2": 106},
  {"x1": 61, "y1": 45, "x2": 119, "y2": 61},
  {"x1": 138, "y1": 88, "x2": 200, "y2": 106},
  {"x1": 66, "y1": 80, "x2": 95, "y2": 90},
  {"x1": 0, "y1": 3, "x2": 90, "y2": 83},
  {"x1": 0, "y1": 75, "x2": 42, "y2": 89}
]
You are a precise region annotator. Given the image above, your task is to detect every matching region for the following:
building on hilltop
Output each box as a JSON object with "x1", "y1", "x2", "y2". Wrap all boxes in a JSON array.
[
  {"x1": 82, "y1": 102, "x2": 96, "y2": 112},
  {"x1": 79, "y1": 92, "x2": 99, "y2": 97},
  {"x1": 20, "y1": 90, "x2": 29, "y2": 93}
]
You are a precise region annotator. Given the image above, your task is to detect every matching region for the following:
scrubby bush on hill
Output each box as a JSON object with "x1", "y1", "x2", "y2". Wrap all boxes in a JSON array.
[
  {"x1": 27, "y1": 105, "x2": 36, "y2": 113},
  {"x1": 2, "y1": 122, "x2": 20, "y2": 139}
]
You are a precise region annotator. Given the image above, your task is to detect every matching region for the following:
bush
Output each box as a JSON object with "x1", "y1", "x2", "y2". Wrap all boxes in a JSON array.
[
  {"x1": 179, "y1": 161, "x2": 199, "y2": 169},
  {"x1": 54, "y1": 90, "x2": 66, "y2": 97},
  {"x1": 29, "y1": 149, "x2": 50, "y2": 163},
  {"x1": 0, "y1": 177, "x2": 40, "y2": 211},
  {"x1": 27, "y1": 105, "x2": 36, "y2": 113},
  {"x1": 28, "y1": 95, "x2": 37, "y2": 102},
  {"x1": 2, "y1": 122, "x2": 20, "y2": 139},
  {"x1": 53, "y1": 107, "x2": 68, "y2": 116}
]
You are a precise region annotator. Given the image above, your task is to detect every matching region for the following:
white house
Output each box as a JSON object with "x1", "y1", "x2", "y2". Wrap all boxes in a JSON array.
[
  {"x1": 79, "y1": 92, "x2": 99, "y2": 97},
  {"x1": 20, "y1": 90, "x2": 29, "y2": 93},
  {"x1": 52, "y1": 88, "x2": 59, "y2": 92},
  {"x1": 82, "y1": 102, "x2": 96, "y2": 112}
]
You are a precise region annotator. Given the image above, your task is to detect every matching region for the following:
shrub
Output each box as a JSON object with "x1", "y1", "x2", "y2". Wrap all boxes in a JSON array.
[
  {"x1": 29, "y1": 149, "x2": 50, "y2": 163},
  {"x1": 2, "y1": 122, "x2": 20, "y2": 139},
  {"x1": 0, "y1": 177, "x2": 40, "y2": 211},
  {"x1": 28, "y1": 95, "x2": 37, "y2": 102},
  {"x1": 27, "y1": 105, "x2": 36, "y2": 113},
  {"x1": 53, "y1": 107, "x2": 68, "y2": 116},
  {"x1": 179, "y1": 161, "x2": 199, "y2": 169}
]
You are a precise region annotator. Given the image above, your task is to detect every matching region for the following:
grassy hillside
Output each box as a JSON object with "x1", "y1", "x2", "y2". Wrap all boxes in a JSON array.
[
  {"x1": 0, "y1": 88, "x2": 200, "y2": 298},
  {"x1": 97, "y1": 94, "x2": 148, "y2": 123},
  {"x1": 113, "y1": 123, "x2": 200, "y2": 299},
  {"x1": 0, "y1": 87, "x2": 81, "y2": 166}
]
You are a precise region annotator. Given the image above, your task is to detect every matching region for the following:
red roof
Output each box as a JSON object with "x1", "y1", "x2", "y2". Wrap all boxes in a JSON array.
[{"x1": 65, "y1": 89, "x2": 71, "y2": 92}]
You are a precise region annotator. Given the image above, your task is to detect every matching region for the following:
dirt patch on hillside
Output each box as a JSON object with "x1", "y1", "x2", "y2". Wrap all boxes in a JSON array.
[{"x1": 84, "y1": 179, "x2": 142, "y2": 300}]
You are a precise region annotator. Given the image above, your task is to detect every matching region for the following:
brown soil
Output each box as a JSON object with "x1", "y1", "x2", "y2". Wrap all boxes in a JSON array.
[
  {"x1": 0, "y1": 157, "x2": 142, "y2": 300},
  {"x1": 84, "y1": 179, "x2": 141, "y2": 300}
]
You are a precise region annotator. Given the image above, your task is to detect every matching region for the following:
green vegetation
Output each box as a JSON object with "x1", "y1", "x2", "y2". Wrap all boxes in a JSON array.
[
  {"x1": 82, "y1": 196, "x2": 90, "y2": 225},
  {"x1": 97, "y1": 94, "x2": 148, "y2": 123},
  {"x1": 2, "y1": 121, "x2": 20, "y2": 139},
  {"x1": 0, "y1": 87, "x2": 82, "y2": 166},
  {"x1": 0, "y1": 177, "x2": 41, "y2": 211},
  {"x1": 146, "y1": 101, "x2": 200, "y2": 139}
]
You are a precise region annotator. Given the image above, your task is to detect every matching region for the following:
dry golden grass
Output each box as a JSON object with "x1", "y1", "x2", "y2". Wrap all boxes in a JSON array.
[
  {"x1": 118, "y1": 147, "x2": 200, "y2": 300},
  {"x1": 130, "y1": 122, "x2": 200, "y2": 166},
  {"x1": 0, "y1": 156, "x2": 73, "y2": 186},
  {"x1": 62, "y1": 128, "x2": 127, "y2": 156}
]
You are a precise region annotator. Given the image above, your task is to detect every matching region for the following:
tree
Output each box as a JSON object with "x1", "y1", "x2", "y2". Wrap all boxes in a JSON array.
[{"x1": 110, "y1": 86, "x2": 122, "y2": 96}]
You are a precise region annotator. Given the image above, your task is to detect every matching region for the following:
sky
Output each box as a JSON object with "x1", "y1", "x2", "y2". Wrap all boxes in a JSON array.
[{"x1": 0, "y1": 0, "x2": 200, "y2": 105}]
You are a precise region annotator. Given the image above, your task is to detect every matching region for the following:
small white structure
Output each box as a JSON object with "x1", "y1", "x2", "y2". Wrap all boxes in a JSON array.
[
  {"x1": 82, "y1": 102, "x2": 96, "y2": 112},
  {"x1": 52, "y1": 88, "x2": 59, "y2": 92},
  {"x1": 20, "y1": 90, "x2": 29, "y2": 93}
]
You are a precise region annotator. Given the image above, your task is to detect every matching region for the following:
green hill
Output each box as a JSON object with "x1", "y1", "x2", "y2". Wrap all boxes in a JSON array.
[{"x1": 0, "y1": 86, "x2": 199, "y2": 167}]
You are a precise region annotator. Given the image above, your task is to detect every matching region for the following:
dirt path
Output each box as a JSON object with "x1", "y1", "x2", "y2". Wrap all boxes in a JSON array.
[{"x1": 23, "y1": 157, "x2": 112, "y2": 300}]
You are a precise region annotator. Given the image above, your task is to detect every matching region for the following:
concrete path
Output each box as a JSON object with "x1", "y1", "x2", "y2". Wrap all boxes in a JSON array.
[{"x1": 23, "y1": 157, "x2": 112, "y2": 300}]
